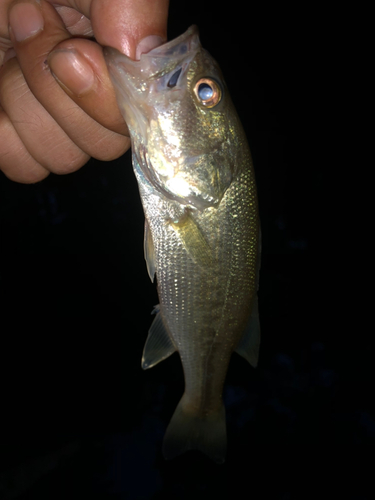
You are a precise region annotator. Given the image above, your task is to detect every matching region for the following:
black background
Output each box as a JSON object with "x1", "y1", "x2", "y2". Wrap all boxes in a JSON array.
[{"x1": 0, "y1": 1, "x2": 372, "y2": 498}]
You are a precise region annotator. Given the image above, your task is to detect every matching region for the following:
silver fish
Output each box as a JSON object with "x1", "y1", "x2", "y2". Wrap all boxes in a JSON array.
[{"x1": 104, "y1": 25, "x2": 260, "y2": 463}]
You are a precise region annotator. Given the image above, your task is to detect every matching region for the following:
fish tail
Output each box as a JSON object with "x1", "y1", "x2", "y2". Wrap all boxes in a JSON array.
[{"x1": 162, "y1": 395, "x2": 226, "y2": 464}]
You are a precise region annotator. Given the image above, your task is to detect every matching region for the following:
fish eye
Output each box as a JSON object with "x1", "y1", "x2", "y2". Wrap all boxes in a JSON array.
[
  {"x1": 167, "y1": 68, "x2": 182, "y2": 88},
  {"x1": 193, "y1": 78, "x2": 222, "y2": 108}
]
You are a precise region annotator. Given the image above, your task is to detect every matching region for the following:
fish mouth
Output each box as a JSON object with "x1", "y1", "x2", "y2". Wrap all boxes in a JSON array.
[
  {"x1": 104, "y1": 26, "x2": 202, "y2": 140},
  {"x1": 138, "y1": 25, "x2": 200, "y2": 62},
  {"x1": 104, "y1": 25, "x2": 200, "y2": 77}
]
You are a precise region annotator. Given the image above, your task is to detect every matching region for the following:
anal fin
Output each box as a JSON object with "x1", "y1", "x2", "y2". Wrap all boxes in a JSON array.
[{"x1": 142, "y1": 305, "x2": 176, "y2": 369}]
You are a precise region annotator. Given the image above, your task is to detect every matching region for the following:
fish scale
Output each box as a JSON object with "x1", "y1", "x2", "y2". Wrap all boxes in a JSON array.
[{"x1": 105, "y1": 25, "x2": 260, "y2": 463}]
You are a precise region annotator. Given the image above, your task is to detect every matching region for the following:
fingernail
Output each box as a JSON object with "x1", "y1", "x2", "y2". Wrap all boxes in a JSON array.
[
  {"x1": 9, "y1": 1, "x2": 43, "y2": 42},
  {"x1": 48, "y1": 49, "x2": 95, "y2": 96},
  {"x1": 135, "y1": 35, "x2": 164, "y2": 60}
]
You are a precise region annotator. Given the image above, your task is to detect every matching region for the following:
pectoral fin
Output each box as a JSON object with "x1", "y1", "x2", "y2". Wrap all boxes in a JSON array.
[
  {"x1": 235, "y1": 294, "x2": 261, "y2": 368},
  {"x1": 170, "y1": 211, "x2": 213, "y2": 268},
  {"x1": 144, "y1": 219, "x2": 156, "y2": 282},
  {"x1": 142, "y1": 305, "x2": 176, "y2": 369}
]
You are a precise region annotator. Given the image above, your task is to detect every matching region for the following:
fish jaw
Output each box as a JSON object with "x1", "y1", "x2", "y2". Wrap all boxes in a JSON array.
[
  {"x1": 104, "y1": 25, "x2": 237, "y2": 211},
  {"x1": 104, "y1": 26, "x2": 200, "y2": 137}
]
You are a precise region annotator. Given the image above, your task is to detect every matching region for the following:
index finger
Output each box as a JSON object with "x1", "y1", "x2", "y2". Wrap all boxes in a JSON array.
[{"x1": 43, "y1": 0, "x2": 169, "y2": 58}]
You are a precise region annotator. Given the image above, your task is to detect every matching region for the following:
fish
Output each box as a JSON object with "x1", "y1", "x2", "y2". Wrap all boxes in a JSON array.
[{"x1": 104, "y1": 25, "x2": 260, "y2": 464}]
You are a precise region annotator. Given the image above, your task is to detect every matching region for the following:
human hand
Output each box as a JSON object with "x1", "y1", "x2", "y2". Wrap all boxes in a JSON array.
[{"x1": 0, "y1": 0, "x2": 168, "y2": 183}]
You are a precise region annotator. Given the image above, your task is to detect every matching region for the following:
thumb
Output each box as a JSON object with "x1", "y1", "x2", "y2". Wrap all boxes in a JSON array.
[
  {"x1": 48, "y1": 0, "x2": 169, "y2": 135},
  {"x1": 90, "y1": 0, "x2": 169, "y2": 59},
  {"x1": 48, "y1": 37, "x2": 128, "y2": 135}
]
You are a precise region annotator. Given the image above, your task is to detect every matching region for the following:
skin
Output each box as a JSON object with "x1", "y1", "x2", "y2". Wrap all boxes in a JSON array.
[{"x1": 0, "y1": 0, "x2": 169, "y2": 183}]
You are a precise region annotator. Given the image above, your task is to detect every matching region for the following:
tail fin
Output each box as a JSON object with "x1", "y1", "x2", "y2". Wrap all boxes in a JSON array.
[{"x1": 162, "y1": 395, "x2": 226, "y2": 464}]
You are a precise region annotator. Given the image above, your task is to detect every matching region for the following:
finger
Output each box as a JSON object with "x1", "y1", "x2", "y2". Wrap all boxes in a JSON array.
[
  {"x1": 7, "y1": 0, "x2": 129, "y2": 162},
  {"x1": 42, "y1": 0, "x2": 169, "y2": 57},
  {"x1": 0, "y1": 104, "x2": 50, "y2": 183},
  {"x1": 0, "y1": 50, "x2": 89, "y2": 176},
  {"x1": 46, "y1": 0, "x2": 169, "y2": 142},
  {"x1": 47, "y1": 37, "x2": 128, "y2": 136},
  {"x1": 1, "y1": 0, "x2": 89, "y2": 177},
  {"x1": 52, "y1": 5, "x2": 93, "y2": 37},
  {"x1": 90, "y1": 0, "x2": 169, "y2": 59}
]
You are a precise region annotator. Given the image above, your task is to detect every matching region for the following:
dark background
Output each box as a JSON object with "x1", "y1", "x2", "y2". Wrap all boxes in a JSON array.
[{"x1": 0, "y1": 1, "x2": 372, "y2": 498}]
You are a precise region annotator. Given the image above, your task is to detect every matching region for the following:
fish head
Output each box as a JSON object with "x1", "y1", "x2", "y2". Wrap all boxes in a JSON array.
[{"x1": 104, "y1": 25, "x2": 242, "y2": 210}]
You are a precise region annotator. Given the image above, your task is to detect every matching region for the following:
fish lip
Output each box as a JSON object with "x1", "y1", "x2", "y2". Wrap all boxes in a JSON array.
[
  {"x1": 104, "y1": 25, "x2": 199, "y2": 66},
  {"x1": 138, "y1": 25, "x2": 199, "y2": 59}
]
